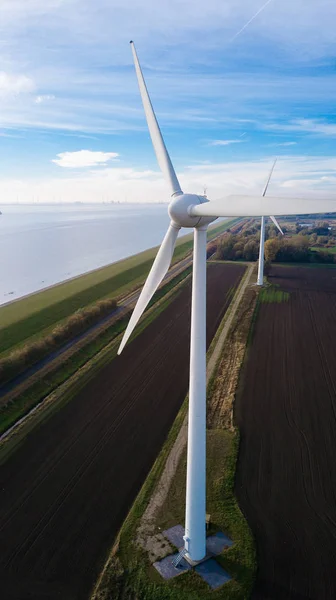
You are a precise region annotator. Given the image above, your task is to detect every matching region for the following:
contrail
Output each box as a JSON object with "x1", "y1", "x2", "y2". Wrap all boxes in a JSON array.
[{"x1": 229, "y1": 0, "x2": 274, "y2": 43}]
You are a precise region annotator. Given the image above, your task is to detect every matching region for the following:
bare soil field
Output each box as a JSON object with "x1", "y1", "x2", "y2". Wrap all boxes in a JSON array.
[
  {"x1": 235, "y1": 265, "x2": 336, "y2": 600},
  {"x1": 0, "y1": 262, "x2": 245, "y2": 600}
]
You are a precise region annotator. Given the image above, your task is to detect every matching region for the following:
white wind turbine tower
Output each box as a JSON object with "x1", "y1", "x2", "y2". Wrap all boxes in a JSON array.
[
  {"x1": 118, "y1": 42, "x2": 336, "y2": 562},
  {"x1": 257, "y1": 159, "x2": 284, "y2": 286}
]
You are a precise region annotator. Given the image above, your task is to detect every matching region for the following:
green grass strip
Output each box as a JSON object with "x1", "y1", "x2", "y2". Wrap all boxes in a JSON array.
[{"x1": 258, "y1": 287, "x2": 289, "y2": 304}]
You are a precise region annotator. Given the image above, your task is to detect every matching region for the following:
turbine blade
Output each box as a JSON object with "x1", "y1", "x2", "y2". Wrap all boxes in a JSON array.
[
  {"x1": 270, "y1": 215, "x2": 284, "y2": 235},
  {"x1": 118, "y1": 222, "x2": 180, "y2": 354},
  {"x1": 189, "y1": 195, "x2": 336, "y2": 218},
  {"x1": 130, "y1": 41, "x2": 182, "y2": 196},
  {"x1": 262, "y1": 158, "x2": 277, "y2": 197}
]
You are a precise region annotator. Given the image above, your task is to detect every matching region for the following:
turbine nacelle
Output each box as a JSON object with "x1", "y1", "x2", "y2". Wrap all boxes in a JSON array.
[{"x1": 168, "y1": 193, "x2": 215, "y2": 229}]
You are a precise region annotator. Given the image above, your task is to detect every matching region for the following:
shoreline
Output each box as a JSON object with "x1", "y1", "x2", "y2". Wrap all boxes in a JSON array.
[{"x1": 0, "y1": 218, "x2": 229, "y2": 310}]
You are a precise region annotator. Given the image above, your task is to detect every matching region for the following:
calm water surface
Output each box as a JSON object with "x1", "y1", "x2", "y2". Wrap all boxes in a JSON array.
[{"x1": 0, "y1": 203, "x2": 175, "y2": 306}]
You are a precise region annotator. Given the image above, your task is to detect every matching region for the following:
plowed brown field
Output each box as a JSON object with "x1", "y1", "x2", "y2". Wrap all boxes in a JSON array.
[
  {"x1": 235, "y1": 265, "x2": 336, "y2": 600},
  {"x1": 0, "y1": 262, "x2": 245, "y2": 600}
]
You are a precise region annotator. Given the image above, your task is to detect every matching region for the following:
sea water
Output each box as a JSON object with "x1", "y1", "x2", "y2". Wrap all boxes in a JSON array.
[{"x1": 0, "y1": 203, "x2": 173, "y2": 305}]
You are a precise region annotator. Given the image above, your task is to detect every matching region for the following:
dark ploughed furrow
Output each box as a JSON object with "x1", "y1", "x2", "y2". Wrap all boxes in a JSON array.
[
  {"x1": 0, "y1": 262, "x2": 245, "y2": 600},
  {"x1": 235, "y1": 265, "x2": 336, "y2": 600}
]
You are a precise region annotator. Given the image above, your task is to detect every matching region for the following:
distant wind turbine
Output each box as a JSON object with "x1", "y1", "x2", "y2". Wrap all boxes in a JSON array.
[
  {"x1": 257, "y1": 159, "x2": 284, "y2": 286},
  {"x1": 118, "y1": 42, "x2": 336, "y2": 562}
]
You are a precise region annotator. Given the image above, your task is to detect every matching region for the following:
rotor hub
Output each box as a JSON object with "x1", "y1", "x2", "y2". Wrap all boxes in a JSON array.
[{"x1": 168, "y1": 193, "x2": 215, "y2": 229}]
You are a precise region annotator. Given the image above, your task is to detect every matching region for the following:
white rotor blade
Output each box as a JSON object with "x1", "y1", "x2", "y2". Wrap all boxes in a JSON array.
[
  {"x1": 262, "y1": 158, "x2": 277, "y2": 197},
  {"x1": 270, "y1": 215, "x2": 284, "y2": 235},
  {"x1": 261, "y1": 160, "x2": 284, "y2": 233},
  {"x1": 130, "y1": 42, "x2": 182, "y2": 197},
  {"x1": 189, "y1": 196, "x2": 336, "y2": 218},
  {"x1": 118, "y1": 222, "x2": 180, "y2": 354}
]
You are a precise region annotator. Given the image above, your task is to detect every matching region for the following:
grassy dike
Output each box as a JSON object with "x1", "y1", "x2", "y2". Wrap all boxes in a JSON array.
[
  {"x1": 0, "y1": 219, "x2": 238, "y2": 357},
  {"x1": 0, "y1": 266, "x2": 192, "y2": 439},
  {"x1": 92, "y1": 289, "x2": 256, "y2": 600}
]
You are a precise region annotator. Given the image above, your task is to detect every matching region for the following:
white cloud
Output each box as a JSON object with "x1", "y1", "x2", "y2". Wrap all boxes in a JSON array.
[
  {"x1": 277, "y1": 141, "x2": 297, "y2": 146},
  {"x1": 294, "y1": 120, "x2": 336, "y2": 136},
  {"x1": 2, "y1": 155, "x2": 336, "y2": 204},
  {"x1": 0, "y1": 0, "x2": 334, "y2": 135},
  {"x1": 0, "y1": 0, "x2": 66, "y2": 21},
  {"x1": 0, "y1": 72, "x2": 35, "y2": 97},
  {"x1": 266, "y1": 119, "x2": 336, "y2": 136},
  {"x1": 52, "y1": 150, "x2": 119, "y2": 168},
  {"x1": 281, "y1": 177, "x2": 336, "y2": 189},
  {"x1": 35, "y1": 94, "x2": 55, "y2": 104},
  {"x1": 182, "y1": 156, "x2": 336, "y2": 199},
  {"x1": 0, "y1": 131, "x2": 21, "y2": 138},
  {"x1": 209, "y1": 139, "x2": 244, "y2": 146}
]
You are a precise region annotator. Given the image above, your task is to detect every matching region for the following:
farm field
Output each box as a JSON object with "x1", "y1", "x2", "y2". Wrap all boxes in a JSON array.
[
  {"x1": 0, "y1": 262, "x2": 245, "y2": 600},
  {"x1": 235, "y1": 265, "x2": 336, "y2": 599}
]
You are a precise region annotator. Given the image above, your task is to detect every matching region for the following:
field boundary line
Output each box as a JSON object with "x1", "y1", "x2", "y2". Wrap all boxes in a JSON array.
[{"x1": 207, "y1": 262, "x2": 254, "y2": 369}]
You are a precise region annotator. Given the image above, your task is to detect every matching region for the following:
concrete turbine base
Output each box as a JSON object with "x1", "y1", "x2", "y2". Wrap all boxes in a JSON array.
[{"x1": 182, "y1": 547, "x2": 213, "y2": 567}]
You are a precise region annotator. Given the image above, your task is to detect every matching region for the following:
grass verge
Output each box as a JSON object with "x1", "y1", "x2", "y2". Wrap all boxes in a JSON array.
[
  {"x1": 258, "y1": 286, "x2": 289, "y2": 303},
  {"x1": 93, "y1": 431, "x2": 255, "y2": 600}
]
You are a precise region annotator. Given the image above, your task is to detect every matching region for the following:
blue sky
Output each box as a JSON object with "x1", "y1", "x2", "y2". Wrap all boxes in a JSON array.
[{"x1": 0, "y1": 0, "x2": 335, "y2": 203}]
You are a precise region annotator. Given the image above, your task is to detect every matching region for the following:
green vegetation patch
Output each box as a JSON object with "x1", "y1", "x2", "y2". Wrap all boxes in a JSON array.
[
  {"x1": 258, "y1": 286, "x2": 290, "y2": 304},
  {"x1": 310, "y1": 246, "x2": 336, "y2": 254}
]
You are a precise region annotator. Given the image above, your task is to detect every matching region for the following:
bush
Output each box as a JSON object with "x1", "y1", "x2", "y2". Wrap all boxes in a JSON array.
[
  {"x1": 311, "y1": 250, "x2": 336, "y2": 264},
  {"x1": 206, "y1": 242, "x2": 217, "y2": 258}
]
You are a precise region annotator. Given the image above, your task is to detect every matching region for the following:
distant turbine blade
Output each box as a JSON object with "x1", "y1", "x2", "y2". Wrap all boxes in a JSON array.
[
  {"x1": 261, "y1": 160, "x2": 283, "y2": 233},
  {"x1": 130, "y1": 41, "x2": 182, "y2": 196},
  {"x1": 263, "y1": 158, "x2": 277, "y2": 197},
  {"x1": 270, "y1": 215, "x2": 284, "y2": 235},
  {"x1": 189, "y1": 196, "x2": 336, "y2": 218},
  {"x1": 118, "y1": 222, "x2": 180, "y2": 354}
]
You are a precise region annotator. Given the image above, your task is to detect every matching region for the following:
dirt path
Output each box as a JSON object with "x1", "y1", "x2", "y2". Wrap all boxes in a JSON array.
[
  {"x1": 207, "y1": 263, "x2": 254, "y2": 376},
  {"x1": 136, "y1": 263, "x2": 254, "y2": 557}
]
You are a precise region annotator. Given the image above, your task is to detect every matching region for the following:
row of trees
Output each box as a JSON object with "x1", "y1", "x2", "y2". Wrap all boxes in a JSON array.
[
  {"x1": 214, "y1": 223, "x2": 281, "y2": 262},
  {"x1": 212, "y1": 222, "x2": 336, "y2": 265},
  {"x1": 265, "y1": 235, "x2": 336, "y2": 264}
]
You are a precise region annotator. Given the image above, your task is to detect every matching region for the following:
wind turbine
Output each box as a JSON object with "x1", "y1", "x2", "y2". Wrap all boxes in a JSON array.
[
  {"x1": 118, "y1": 42, "x2": 336, "y2": 562},
  {"x1": 257, "y1": 159, "x2": 284, "y2": 286}
]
